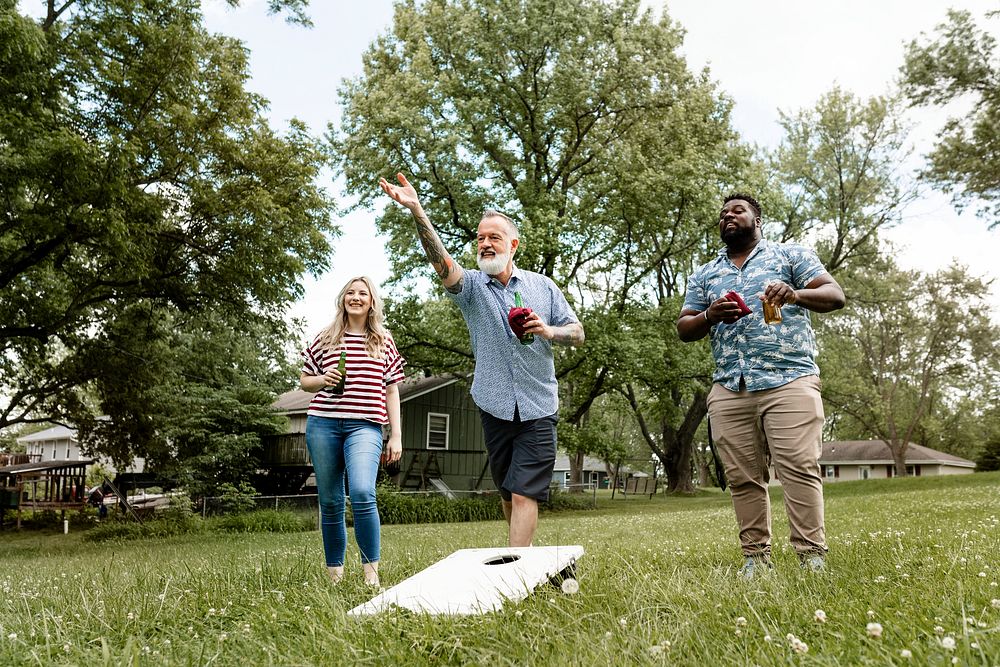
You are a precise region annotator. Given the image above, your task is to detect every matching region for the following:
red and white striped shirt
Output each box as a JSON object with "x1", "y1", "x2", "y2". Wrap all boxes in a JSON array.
[{"x1": 301, "y1": 332, "x2": 405, "y2": 424}]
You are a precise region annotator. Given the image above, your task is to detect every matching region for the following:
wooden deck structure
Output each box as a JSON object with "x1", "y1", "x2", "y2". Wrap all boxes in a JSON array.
[{"x1": 0, "y1": 459, "x2": 93, "y2": 529}]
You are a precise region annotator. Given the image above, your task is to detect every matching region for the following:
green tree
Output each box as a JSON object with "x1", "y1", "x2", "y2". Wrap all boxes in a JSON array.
[
  {"x1": 0, "y1": 1, "x2": 334, "y2": 471},
  {"x1": 334, "y1": 0, "x2": 745, "y2": 488},
  {"x1": 901, "y1": 9, "x2": 1000, "y2": 224},
  {"x1": 820, "y1": 261, "x2": 999, "y2": 476},
  {"x1": 771, "y1": 86, "x2": 916, "y2": 274}
]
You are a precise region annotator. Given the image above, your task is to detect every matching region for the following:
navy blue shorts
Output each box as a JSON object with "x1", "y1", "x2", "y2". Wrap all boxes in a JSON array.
[{"x1": 479, "y1": 407, "x2": 558, "y2": 502}]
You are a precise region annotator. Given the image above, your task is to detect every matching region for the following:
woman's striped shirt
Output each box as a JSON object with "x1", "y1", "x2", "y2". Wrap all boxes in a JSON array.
[{"x1": 301, "y1": 332, "x2": 405, "y2": 424}]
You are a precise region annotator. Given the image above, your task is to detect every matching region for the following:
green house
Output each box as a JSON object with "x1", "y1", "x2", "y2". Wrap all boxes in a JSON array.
[{"x1": 268, "y1": 375, "x2": 493, "y2": 495}]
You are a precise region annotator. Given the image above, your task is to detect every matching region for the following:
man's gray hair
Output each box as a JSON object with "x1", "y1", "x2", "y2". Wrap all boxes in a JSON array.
[{"x1": 481, "y1": 209, "x2": 519, "y2": 240}]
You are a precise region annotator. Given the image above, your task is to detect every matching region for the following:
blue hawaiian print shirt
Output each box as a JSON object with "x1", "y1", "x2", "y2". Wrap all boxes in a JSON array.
[
  {"x1": 447, "y1": 265, "x2": 579, "y2": 421},
  {"x1": 682, "y1": 239, "x2": 829, "y2": 391}
]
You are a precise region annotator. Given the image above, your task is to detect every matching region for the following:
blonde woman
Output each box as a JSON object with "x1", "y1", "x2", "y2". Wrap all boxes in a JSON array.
[{"x1": 300, "y1": 276, "x2": 404, "y2": 586}]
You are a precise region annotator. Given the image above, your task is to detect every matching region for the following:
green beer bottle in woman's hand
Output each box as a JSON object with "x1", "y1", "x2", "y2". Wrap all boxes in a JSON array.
[{"x1": 331, "y1": 350, "x2": 347, "y2": 395}]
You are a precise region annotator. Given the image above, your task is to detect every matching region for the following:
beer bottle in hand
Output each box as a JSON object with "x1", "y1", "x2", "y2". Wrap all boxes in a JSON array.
[{"x1": 331, "y1": 351, "x2": 347, "y2": 395}]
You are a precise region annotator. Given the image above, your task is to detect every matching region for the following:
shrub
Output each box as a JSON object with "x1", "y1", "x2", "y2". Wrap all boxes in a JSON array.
[
  {"x1": 210, "y1": 509, "x2": 315, "y2": 534},
  {"x1": 542, "y1": 488, "x2": 596, "y2": 512},
  {"x1": 376, "y1": 484, "x2": 504, "y2": 525}
]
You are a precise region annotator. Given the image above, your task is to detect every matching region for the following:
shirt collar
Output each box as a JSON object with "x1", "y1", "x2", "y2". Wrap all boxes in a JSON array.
[
  {"x1": 482, "y1": 263, "x2": 521, "y2": 288},
  {"x1": 716, "y1": 238, "x2": 769, "y2": 262}
]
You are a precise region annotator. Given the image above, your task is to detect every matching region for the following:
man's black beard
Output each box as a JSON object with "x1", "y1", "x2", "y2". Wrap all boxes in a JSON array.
[{"x1": 722, "y1": 225, "x2": 756, "y2": 247}]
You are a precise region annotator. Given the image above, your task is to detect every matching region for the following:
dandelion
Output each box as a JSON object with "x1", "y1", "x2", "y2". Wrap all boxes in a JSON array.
[
  {"x1": 561, "y1": 579, "x2": 579, "y2": 595},
  {"x1": 866, "y1": 622, "x2": 883, "y2": 638},
  {"x1": 814, "y1": 609, "x2": 827, "y2": 623},
  {"x1": 735, "y1": 616, "x2": 747, "y2": 627},
  {"x1": 941, "y1": 636, "x2": 956, "y2": 650},
  {"x1": 900, "y1": 649, "x2": 912, "y2": 659}
]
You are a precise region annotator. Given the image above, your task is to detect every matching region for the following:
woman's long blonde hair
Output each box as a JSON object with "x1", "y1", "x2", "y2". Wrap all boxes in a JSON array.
[{"x1": 316, "y1": 276, "x2": 391, "y2": 359}]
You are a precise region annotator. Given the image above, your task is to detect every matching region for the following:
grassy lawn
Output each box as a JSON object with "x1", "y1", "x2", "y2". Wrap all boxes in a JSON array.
[{"x1": 2, "y1": 472, "x2": 998, "y2": 666}]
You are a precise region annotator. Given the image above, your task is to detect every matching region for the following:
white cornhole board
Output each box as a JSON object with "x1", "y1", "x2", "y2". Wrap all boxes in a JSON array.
[{"x1": 349, "y1": 545, "x2": 584, "y2": 616}]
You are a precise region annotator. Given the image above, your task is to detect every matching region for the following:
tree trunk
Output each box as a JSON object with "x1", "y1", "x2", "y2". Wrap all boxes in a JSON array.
[
  {"x1": 890, "y1": 440, "x2": 909, "y2": 477},
  {"x1": 568, "y1": 450, "x2": 585, "y2": 492}
]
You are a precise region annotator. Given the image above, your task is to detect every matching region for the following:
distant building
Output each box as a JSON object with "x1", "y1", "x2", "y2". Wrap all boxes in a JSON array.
[
  {"x1": 16, "y1": 423, "x2": 144, "y2": 473},
  {"x1": 268, "y1": 375, "x2": 492, "y2": 494},
  {"x1": 817, "y1": 440, "x2": 975, "y2": 482}
]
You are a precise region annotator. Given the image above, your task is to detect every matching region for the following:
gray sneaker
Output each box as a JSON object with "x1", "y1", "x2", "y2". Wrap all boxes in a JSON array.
[
  {"x1": 739, "y1": 556, "x2": 774, "y2": 580},
  {"x1": 800, "y1": 555, "x2": 826, "y2": 573}
]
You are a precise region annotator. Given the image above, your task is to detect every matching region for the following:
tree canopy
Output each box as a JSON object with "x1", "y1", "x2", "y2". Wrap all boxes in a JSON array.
[
  {"x1": 901, "y1": 9, "x2": 1000, "y2": 224},
  {"x1": 1, "y1": 0, "x2": 334, "y2": 480}
]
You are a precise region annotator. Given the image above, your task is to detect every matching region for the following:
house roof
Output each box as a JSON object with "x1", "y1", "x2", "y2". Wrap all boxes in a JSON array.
[
  {"x1": 272, "y1": 375, "x2": 467, "y2": 414},
  {"x1": 15, "y1": 424, "x2": 78, "y2": 444},
  {"x1": 0, "y1": 459, "x2": 95, "y2": 475},
  {"x1": 820, "y1": 441, "x2": 975, "y2": 467}
]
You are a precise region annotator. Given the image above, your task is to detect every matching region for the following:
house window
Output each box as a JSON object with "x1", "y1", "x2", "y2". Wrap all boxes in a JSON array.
[
  {"x1": 859, "y1": 465, "x2": 871, "y2": 480},
  {"x1": 824, "y1": 465, "x2": 836, "y2": 479},
  {"x1": 426, "y1": 413, "x2": 450, "y2": 450},
  {"x1": 66, "y1": 445, "x2": 71, "y2": 459}
]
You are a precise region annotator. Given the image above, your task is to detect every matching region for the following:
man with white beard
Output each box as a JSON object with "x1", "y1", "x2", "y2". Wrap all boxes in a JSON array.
[{"x1": 380, "y1": 173, "x2": 584, "y2": 547}]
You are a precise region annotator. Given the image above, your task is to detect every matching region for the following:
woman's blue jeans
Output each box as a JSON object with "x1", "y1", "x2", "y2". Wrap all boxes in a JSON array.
[{"x1": 305, "y1": 416, "x2": 384, "y2": 566}]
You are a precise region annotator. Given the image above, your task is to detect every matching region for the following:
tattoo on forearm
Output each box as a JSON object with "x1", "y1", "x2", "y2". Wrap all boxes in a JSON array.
[
  {"x1": 445, "y1": 274, "x2": 464, "y2": 294},
  {"x1": 413, "y1": 209, "x2": 453, "y2": 281},
  {"x1": 551, "y1": 324, "x2": 585, "y2": 346}
]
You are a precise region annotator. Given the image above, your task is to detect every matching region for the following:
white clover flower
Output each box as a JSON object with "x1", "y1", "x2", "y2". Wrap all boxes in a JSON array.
[
  {"x1": 659, "y1": 640, "x2": 671, "y2": 649},
  {"x1": 648, "y1": 645, "x2": 663, "y2": 656},
  {"x1": 992, "y1": 599, "x2": 1000, "y2": 609},
  {"x1": 619, "y1": 618, "x2": 628, "y2": 627},
  {"x1": 735, "y1": 629, "x2": 742, "y2": 637},
  {"x1": 866, "y1": 622, "x2": 883, "y2": 638},
  {"x1": 971, "y1": 642, "x2": 980, "y2": 650},
  {"x1": 63, "y1": 643, "x2": 71, "y2": 653},
  {"x1": 514, "y1": 610, "x2": 523, "y2": 618},
  {"x1": 763, "y1": 635, "x2": 771, "y2": 642},
  {"x1": 979, "y1": 572, "x2": 987, "y2": 577},
  {"x1": 561, "y1": 579, "x2": 579, "y2": 595},
  {"x1": 735, "y1": 616, "x2": 747, "y2": 627},
  {"x1": 867, "y1": 609, "x2": 876, "y2": 618},
  {"x1": 875, "y1": 575, "x2": 887, "y2": 583},
  {"x1": 934, "y1": 625, "x2": 945, "y2": 635},
  {"x1": 791, "y1": 639, "x2": 809, "y2": 654},
  {"x1": 7, "y1": 633, "x2": 16, "y2": 640},
  {"x1": 900, "y1": 649, "x2": 912, "y2": 659},
  {"x1": 941, "y1": 636, "x2": 956, "y2": 650},
  {"x1": 303, "y1": 606, "x2": 311, "y2": 612},
  {"x1": 127, "y1": 612, "x2": 135, "y2": 620},
  {"x1": 814, "y1": 609, "x2": 827, "y2": 623},
  {"x1": 219, "y1": 633, "x2": 227, "y2": 642}
]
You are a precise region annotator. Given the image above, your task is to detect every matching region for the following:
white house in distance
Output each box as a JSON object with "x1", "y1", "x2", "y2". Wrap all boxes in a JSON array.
[
  {"x1": 817, "y1": 440, "x2": 975, "y2": 482},
  {"x1": 16, "y1": 423, "x2": 145, "y2": 473}
]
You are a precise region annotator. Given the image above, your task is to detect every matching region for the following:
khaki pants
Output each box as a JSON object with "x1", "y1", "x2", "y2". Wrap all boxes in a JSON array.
[{"x1": 706, "y1": 375, "x2": 826, "y2": 558}]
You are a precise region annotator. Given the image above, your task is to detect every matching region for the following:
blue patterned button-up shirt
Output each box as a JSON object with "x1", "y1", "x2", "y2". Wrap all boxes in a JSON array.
[
  {"x1": 682, "y1": 239, "x2": 829, "y2": 391},
  {"x1": 447, "y1": 265, "x2": 579, "y2": 421}
]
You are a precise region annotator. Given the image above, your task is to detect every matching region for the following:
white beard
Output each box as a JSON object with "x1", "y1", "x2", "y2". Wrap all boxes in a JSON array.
[{"x1": 477, "y1": 249, "x2": 511, "y2": 276}]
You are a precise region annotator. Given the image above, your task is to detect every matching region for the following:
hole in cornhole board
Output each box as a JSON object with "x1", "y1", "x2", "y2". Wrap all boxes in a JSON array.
[{"x1": 483, "y1": 554, "x2": 521, "y2": 565}]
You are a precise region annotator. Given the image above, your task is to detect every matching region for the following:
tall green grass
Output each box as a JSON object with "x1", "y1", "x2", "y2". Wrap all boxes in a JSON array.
[{"x1": 1, "y1": 472, "x2": 998, "y2": 665}]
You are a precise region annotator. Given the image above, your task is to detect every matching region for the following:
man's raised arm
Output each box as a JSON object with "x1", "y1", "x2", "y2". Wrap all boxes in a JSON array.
[{"x1": 379, "y1": 173, "x2": 463, "y2": 293}]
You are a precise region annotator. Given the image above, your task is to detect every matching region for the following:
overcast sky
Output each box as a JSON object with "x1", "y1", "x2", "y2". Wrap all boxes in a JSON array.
[{"x1": 200, "y1": 0, "x2": 1000, "y2": 336}]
